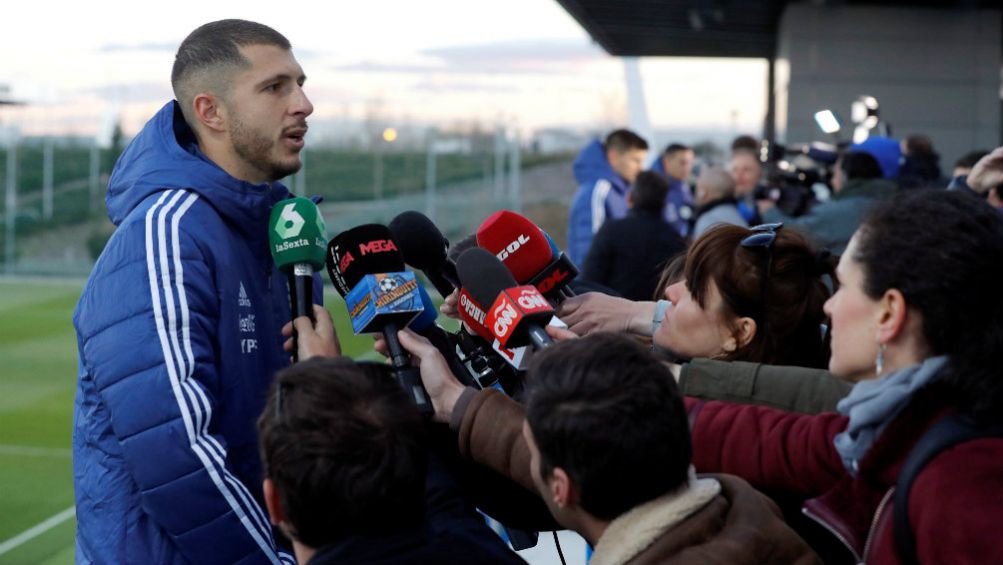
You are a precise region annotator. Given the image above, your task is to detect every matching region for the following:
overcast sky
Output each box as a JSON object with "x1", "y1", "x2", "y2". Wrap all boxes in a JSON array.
[{"x1": 0, "y1": 0, "x2": 767, "y2": 141}]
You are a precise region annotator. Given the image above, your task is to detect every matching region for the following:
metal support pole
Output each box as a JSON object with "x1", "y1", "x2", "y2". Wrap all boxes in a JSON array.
[
  {"x1": 424, "y1": 129, "x2": 437, "y2": 222},
  {"x1": 5, "y1": 144, "x2": 17, "y2": 273},
  {"x1": 508, "y1": 131, "x2": 521, "y2": 213},
  {"x1": 43, "y1": 139, "x2": 53, "y2": 220},
  {"x1": 89, "y1": 143, "x2": 100, "y2": 212}
]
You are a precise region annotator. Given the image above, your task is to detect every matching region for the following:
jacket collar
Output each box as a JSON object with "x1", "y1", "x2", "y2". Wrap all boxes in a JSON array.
[{"x1": 591, "y1": 469, "x2": 720, "y2": 565}]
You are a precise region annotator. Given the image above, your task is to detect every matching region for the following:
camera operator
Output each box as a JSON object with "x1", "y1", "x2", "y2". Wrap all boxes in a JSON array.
[{"x1": 758, "y1": 150, "x2": 894, "y2": 254}]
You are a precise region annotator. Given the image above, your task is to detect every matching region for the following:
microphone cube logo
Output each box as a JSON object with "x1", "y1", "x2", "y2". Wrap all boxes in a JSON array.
[{"x1": 275, "y1": 203, "x2": 305, "y2": 239}]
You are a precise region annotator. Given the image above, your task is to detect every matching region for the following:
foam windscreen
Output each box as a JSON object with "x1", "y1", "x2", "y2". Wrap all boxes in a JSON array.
[
  {"x1": 388, "y1": 211, "x2": 450, "y2": 270},
  {"x1": 476, "y1": 210, "x2": 553, "y2": 283},
  {"x1": 456, "y1": 247, "x2": 517, "y2": 309},
  {"x1": 326, "y1": 224, "x2": 405, "y2": 296}
]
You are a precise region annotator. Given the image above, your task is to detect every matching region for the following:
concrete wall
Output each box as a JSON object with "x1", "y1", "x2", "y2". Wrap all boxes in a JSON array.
[{"x1": 775, "y1": 4, "x2": 1001, "y2": 171}]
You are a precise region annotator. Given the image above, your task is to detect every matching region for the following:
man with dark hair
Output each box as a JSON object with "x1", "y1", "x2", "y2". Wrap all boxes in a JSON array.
[
  {"x1": 651, "y1": 142, "x2": 696, "y2": 237},
  {"x1": 73, "y1": 19, "x2": 313, "y2": 564},
  {"x1": 760, "y1": 150, "x2": 894, "y2": 253},
  {"x1": 258, "y1": 357, "x2": 526, "y2": 565},
  {"x1": 567, "y1": 128, "x2": 649, "y2": 265},
  {"x1": 387, "y1": 331, "x2": 820, "y2": 564},
  {"x1": 582, "y1": 171, "x2": 686, "y2": 300}
]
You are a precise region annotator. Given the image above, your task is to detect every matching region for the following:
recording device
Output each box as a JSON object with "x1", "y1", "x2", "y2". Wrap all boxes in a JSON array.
[
  {"x1": 754, "y1": 140, "x2": 837, "y2": 217},
  {"x1": 388, "y1": 210, "x2": 460, "y2": 298},
  {"x1": 475, "y1": 210, "x2": 578, "y2": 303},
  {"x1": 456, "y1": 247, "x2": 555, "y2": 351},
  {"x1": 268, "y1": 197, "x2": 327, "y2": 361},
  {"x1": 326, "y1": 224, "x2": 433, "y2": 415}
]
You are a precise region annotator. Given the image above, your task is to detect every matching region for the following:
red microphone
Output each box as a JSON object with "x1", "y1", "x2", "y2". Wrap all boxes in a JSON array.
[
  {"x1": 457, "y1": 247, "x2": 554, "y2": 351},
  {"x1": 476, "y1": 210, "x2": 579, "y2": 302}
]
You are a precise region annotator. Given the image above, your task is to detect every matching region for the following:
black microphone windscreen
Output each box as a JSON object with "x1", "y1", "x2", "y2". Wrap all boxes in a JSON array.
[
  {"x1": 327, "y1": 224, "x2": 405, "y2": 294},
  {"x1": 456, "y1": 247, "x2": 517, "y2": 308},
  {"x1": 388, "y1": 211, "x2": 449, "y2": 270}
]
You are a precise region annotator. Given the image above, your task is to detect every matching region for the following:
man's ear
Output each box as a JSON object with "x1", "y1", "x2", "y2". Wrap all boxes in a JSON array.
[
  {"x1": 876, "y1": 288, "x2": 908, "y2": 345},
  {"x1": 192, "y1": 92, "x2": 227, "y2": 133},
  {"x1": 724, "y1": 316, "x2": 757, "y2": 353},
  {"x1": 263, "y1": 478, "x2": 285, "y2": 526},
  {"x1": 549, "y1": 467, "x2": 579, "y2": 508}
]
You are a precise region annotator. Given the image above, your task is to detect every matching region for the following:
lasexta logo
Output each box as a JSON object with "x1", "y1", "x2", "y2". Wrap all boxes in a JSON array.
[{"x1": 274, "y1": 203, "x2": 305, "y2": 239}]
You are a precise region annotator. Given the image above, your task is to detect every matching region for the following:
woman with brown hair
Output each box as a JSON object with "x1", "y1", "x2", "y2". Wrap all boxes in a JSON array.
[{"x1": 560, "y1": 222, "x2": 835, "y2": 369}]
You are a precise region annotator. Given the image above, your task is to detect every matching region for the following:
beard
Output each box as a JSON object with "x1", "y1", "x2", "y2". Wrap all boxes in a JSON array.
[{"x1": 229, "y1": 112, "x2": 302, "y2": 182}]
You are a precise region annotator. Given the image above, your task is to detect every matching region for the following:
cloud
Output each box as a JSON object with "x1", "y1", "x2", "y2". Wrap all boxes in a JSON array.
[
  {"x1": 83, "y1": 82, "x2": 171, "y2": 103},
  {"x1": 331, "y1": 38, "x2": 604, "y2": 76},
  {"x1": 98, "y1": 42, "x2": 177, "y2": 53}
]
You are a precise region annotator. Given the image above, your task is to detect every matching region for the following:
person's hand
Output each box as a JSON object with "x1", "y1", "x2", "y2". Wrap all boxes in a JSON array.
[
  {"x1": 967, "y1": 146, "x2": 1003, "y2": 193},
  {"x1": 557, "y1": 292, "x2": 657, "y2": 337},
  {"x1": 282, "y1": 305, "x2": 341, "y2": 361},
  {"x1": 439, "y1": 289, "x2": 460, "y2": 319},
  {"x1": 546, "y1": 325, "x2": 580, "y2": 342},
  {"x1": 374, "y1": 329, "x2": 466, "y2": 424}
]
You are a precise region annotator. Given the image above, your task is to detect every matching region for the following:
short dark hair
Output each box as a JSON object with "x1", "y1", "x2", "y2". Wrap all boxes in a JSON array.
[
  {"x1": 524, "y1": 333, "x2": 691, "y2": 521},
  {"x1": 731, "y1": 135, "x2": 759, "y2": 154},
  {"x1": 854, "y1": 190, "x2": 1003, "y2": 424},
  {"x1": 663, "y1": 143, "x2": 691, "y2": 156},
  {"x1": 954, "y1": 150, "x2": 989, "y2": 171},
  {"x1": 604, "y1": 129, "x2": 649, "y2": 154},
  {"x1": 686, "y1": 224, "x2": 832, "y2": 368},
  {"x1": 840, "y1": 151, "x2": 884, "y2": 181},
  {"x1": 171, "y1": 19, "x2": 291, "y2": 127},
  {"x1": 630, "y1": 171, "x2": 670, "y2": 212},
  {"x1": 257, "y1": 358, "x2": 427, "y2": 548}
]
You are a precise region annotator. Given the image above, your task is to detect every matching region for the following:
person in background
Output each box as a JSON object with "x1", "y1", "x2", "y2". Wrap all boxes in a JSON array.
[
  {"x1": 729, "y1": 150, "x2": 764, "y2": 225},
  {"x1": 951, "y1": 149, "x2": 989, "y2": 178},
  {"x1": 760, "y1": 151, "x2": 894, "y2": 254},
  {"x1": 897, "y1": 133, "x2": 944, "y2": 190},
  {"x1": 582, "y1": 171, "x2": 686, "y2": 301},
  {"x1": 692, "y1": 166, "x2": 747, "y2": 238},
  {"x1": 567, "y1": 129, "x2": 649, "y2": 265},
  {"x1": 650, "y1": 142, "x2": 696, "y2": 237}
]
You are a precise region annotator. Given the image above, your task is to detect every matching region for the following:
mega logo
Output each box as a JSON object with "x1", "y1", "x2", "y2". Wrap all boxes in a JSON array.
[
  {"x1": 517, "y1": 288, "x2": 549, "y2": 310},
  {"x1": 492, "y1": 298, "x2": 519, "y2": 338},
  {"x1": 459, "y1": 292, "x2": 486, "y2": 325},
  {"x1": 359, "y1": 239, "x2": 398, "y2": 255},
  {"x1": 496, "y1": 234, "x2": 530, "y2": 261},
  {"x1": 537, "y1": 268, "x2": 570, "y2": 294},
  {"x1": 338, "y1": 251, "x2": 355, "y2": 273}
]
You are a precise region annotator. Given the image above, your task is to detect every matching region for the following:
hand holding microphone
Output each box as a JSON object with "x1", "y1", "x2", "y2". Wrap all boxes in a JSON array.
[
  {"x1": 268, "y1": 197, "x2": 328, "y2": 361},
  {"x1": 326, "y1": 224, "x2": 433, "y2": 416}
]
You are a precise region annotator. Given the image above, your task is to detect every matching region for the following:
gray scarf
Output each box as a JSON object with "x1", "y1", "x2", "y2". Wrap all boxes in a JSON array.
[{"x1": 834, "y1": 356, "x2": 948, "y2": 475}]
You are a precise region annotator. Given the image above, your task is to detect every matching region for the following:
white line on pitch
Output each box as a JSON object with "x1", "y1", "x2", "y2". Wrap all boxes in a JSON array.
[
  {"x1": 0, "y1": 506, "x2": 76, "y2": 556},
  {"x1": 0, "y1": 445, "x2": 72, "y2": 458}
]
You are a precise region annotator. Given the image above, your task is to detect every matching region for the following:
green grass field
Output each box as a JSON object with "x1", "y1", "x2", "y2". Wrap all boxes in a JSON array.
[{"x1": 0, "y1": 278, "x2": 442, "y2": 564}]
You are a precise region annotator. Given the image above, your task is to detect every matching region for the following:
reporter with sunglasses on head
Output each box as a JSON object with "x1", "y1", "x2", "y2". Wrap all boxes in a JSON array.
[{"x1": 559, "y1": 222, "x2": 835, "y2": 371}]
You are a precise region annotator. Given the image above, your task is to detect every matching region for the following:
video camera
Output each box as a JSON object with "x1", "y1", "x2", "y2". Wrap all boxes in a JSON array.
[{"x1": 753, "y1": 140, "x2": 837, "y2": 217}]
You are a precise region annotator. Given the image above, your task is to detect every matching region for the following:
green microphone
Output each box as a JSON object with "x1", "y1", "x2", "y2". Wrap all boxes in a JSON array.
[{"x1": 269, "y1": 197, "x2": 327, "y2": 359}]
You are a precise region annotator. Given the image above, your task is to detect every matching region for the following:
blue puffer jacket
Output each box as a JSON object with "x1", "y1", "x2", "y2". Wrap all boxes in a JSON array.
[
  {"x1": 72, "y1": 101, "x2": 297, "y2": 565},
  {"x1": 567, "y1": 140, "x2": 630, "y2": 266}
]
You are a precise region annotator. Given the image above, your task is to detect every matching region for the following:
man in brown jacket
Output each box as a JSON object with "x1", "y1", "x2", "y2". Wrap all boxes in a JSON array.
[{"x1": 392, "y1": 329, "x2": 821, "y2": 565}]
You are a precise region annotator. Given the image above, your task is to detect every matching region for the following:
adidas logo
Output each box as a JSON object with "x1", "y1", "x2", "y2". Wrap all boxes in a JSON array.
[{"x1": 238, "y1": 282, "x2": 252, "y2": 308}]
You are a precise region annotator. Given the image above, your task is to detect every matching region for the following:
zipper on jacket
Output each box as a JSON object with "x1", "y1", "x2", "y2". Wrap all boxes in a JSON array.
[
  {"x1": 802, "y1": 505, "x2": 863, "y2": 564},
  {"x1": 861, "y1": 488, "x2": 895, "y2": 563}
]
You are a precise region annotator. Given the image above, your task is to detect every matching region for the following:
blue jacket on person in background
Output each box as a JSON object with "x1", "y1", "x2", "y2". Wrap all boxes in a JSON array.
[
  {"x1": 649, "y1": 157, "x2": 695, "y2": 238},
  {"x1": 567, "y1": 139, "x2": 630, "y2": 266},
  {"x1": 72, "y1": 101, "x2": 306, "y2": 565}
]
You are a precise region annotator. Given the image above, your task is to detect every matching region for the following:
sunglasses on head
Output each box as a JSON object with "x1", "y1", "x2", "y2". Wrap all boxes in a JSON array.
[{"x1": 740, "y1": 223, "x2": 783, "y2": 333}]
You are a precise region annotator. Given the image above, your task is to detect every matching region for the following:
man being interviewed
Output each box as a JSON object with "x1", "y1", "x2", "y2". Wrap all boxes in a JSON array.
[{"x1": 72, "y1": 19, "x2": 313, "y2": 565}]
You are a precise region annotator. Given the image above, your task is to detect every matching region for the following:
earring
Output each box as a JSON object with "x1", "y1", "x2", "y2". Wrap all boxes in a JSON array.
[{"x1": 875, "y1": 343, "x2": 886, "y2": 376}]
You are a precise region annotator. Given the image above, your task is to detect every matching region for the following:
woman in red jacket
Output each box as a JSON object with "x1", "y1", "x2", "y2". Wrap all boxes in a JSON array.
[{"x1": 688, "y1": 189, "x2": 1003, "y2": 564}]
